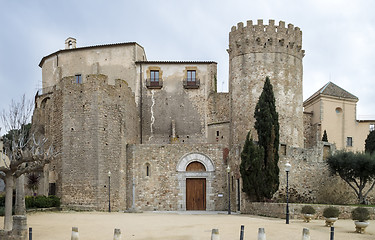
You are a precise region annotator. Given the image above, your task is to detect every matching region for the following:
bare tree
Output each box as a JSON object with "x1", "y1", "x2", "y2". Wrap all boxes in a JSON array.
[{"x1": 0, "y1": 95, "x2": 57, "y2": 231}]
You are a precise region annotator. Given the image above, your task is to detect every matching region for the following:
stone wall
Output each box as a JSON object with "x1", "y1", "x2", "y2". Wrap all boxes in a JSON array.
[
  {"x1": 140, "y1": 63, "x2": 217, "y2": 144},
  {"x1": 228, "y1": 20, "x2": 304, "y2": 148},
  {"x1": 33, "y1": 74, "x2": 139, "y2": 211},
  {"x1": 239, "y1": 142, "x2": 375, "y2": 214},
  {"x1": 242, "y1": 202, "x2": 375, "y2": 220},
  {"x1": 0, "y1": 215, "x2": 28, "y2": 240},
  {"x1": 126, "y1": 143, "x2": 229, "y2": 211}
]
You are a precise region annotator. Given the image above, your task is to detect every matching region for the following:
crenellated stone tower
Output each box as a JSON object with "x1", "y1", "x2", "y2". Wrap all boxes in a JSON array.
[{"x1": 228, "y1": 19, "x2": 305, "y2": 149}]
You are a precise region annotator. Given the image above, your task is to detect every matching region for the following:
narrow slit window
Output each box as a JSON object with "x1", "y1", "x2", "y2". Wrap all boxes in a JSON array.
[
  {"x1": 146, "y1": 163, "x2": 151, "y2": 177},
  {"x1": 75, "y1": 74, "x2": 82, "y2": 84}
]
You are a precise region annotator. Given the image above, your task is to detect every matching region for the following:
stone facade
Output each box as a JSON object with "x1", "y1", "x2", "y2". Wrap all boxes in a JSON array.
[
  {"x1": 228, "y1": 20, "x2": 304, "y2": 148},
  {"x1": 31, "y1": 19, "x2": 375, "y2": 212}
]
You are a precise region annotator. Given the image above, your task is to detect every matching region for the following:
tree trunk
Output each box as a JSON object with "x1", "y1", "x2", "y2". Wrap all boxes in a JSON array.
[
  {"x1": 4, "y1": 174, "x2": 14, "y2": 231},
  {"x1": 15, "y1": 174, "x2": 26, "y2": 215}
]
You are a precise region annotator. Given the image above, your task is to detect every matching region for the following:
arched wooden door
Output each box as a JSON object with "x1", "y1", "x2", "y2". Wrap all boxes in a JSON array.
[{"x1": 186, "y1": 161, "x2": 206, "y2": 210}]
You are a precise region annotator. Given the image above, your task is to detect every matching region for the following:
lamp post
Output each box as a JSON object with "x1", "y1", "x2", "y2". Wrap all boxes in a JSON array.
[
  {"x1": 227, "y1": 165, "x2": 231, "y2": 215},
  {"x1": 285, "y1": 161, "x2": 291, "y2": 224},
  {"x1": 108, "y1": 171, "x2": 111, "y2": 213}
]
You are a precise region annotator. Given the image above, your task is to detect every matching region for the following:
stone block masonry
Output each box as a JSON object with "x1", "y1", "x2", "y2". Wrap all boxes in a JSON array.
[{"x1": 126, "y1": 144, "x2": 229, "y2": 211}]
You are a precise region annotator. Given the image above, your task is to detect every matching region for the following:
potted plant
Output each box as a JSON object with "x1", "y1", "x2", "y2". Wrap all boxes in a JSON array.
[
  {"x1": 301, "y1": 205, "x2": 316, "y2": 222},
  {"x1": 352, "y1": 207, "x2": 370, "y2": 233},
  {"x1": 323, "y1": 206, "x2": 339, "y2": 226}
]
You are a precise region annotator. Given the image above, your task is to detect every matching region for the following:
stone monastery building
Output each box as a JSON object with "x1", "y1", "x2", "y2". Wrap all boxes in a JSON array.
[{"x1": 32, "y1": 19, "x2": 375, "y2": 211}]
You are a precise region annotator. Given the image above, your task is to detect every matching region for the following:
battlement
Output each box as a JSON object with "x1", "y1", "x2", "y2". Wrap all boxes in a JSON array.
[{"x1": 228, "y1": 19, "x2": 305, "y2": 59}]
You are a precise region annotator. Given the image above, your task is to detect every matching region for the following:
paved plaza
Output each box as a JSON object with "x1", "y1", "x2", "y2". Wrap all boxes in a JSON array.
[{"x1": 1, "y1": 211, "x2": 375, "y2": 239}]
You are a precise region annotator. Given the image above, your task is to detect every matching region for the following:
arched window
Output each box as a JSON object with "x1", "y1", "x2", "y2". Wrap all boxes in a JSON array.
[{"x1": 186, "y1": 161, "x2": 206, "y2": 172}]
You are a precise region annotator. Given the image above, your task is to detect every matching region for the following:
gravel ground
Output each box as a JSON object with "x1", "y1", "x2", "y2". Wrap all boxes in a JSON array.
[{"x1": 1, "y1": 211, "x2": 375, "y2": 239}]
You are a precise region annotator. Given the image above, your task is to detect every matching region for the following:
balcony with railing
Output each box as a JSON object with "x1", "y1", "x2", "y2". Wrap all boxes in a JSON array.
[
  {"x1": 183, "y1": 78, "x2": 200, "y2": 89},
  {"x1": 146, "y1": 78, "x2": 163, "y2": 89}
]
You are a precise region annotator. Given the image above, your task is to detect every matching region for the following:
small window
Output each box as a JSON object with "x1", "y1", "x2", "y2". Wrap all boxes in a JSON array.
[
  {"x1": 370, "y1": 124, "x2": 375, "y2": 132},
  {"x1": 347, "y1": 137, "x2": 353, "y2": 147},
  {"x1": 75, "y1": 74, "x2": 82, "y2": 84},
  {"x1": 216, "y1": 131, "x2": 220, "y2": 137},
  {"x1": 146, "y1": 163, "x2": 151, "y2": 177},
  {"x1": 187, "y1": 70, "x2": 196, "y2": 82},
  {"x1": 150, "y1": 70, "x2": 159, "y2": 83},
  {"x1": 280, "y1": 144, "x2": 287, "y2": 156},
  {"x1": 335, "y1": 107, "x2": 342, "y2": 114}
]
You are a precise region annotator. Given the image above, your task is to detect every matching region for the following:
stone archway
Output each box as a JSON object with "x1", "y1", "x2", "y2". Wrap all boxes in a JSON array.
[{"x1": 176, "y1": 153, "x2": 215, "y2": 211}]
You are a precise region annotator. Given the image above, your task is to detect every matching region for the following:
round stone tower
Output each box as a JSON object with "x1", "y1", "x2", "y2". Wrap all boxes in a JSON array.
[{"x1": 228, "y1": 19, "x2": 305, "y2": 148}]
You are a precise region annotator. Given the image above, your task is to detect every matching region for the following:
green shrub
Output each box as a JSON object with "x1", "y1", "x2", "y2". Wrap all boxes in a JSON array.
[
  {"x1": 0, "y1": 207, "x2": 4, "y2": 216},
  {"x1": 323, "y1": 206, "x2": 340, "y2": 218},
  {"x1": 301, "y1": 205, "x2": 316, "y2": 214},
  {"x1": 352, "y1": 207, "x2": 370, "y2": 222},
  {"x1": 25, "y1": 196, "x2": 35, "y2": 208},
  {"x1": 25, "y1": 195, "x2": 61, "y2": 209},
  {"x1": 48, "y1": 195, "x2": 61, "y2": 207},
  {"x1": 0, "y1": 194, "x2": 5, "y2": 207}
]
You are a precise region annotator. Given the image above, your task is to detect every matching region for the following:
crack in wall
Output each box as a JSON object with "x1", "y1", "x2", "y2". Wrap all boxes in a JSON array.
[{"x1": 149, "y1": 90, "x2": 155, "y2": 141}]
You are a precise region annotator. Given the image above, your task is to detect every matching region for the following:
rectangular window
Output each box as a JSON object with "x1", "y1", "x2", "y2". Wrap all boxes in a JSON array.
[
  {"x1": 370, "y1": 124, "x2": 375, "y2": 132},
  {"x1": 75, "y1": 74, "x2": 82, "y2": 84},
  {"x1": 347, "y1": 137, "x2": 353, "y2": 147},
  {"x1": 150, "y1": 70, "x2": 159, "y2": 82},
  {"x1": 187, "y1": 70, "x2": 196, "y2": 82}
]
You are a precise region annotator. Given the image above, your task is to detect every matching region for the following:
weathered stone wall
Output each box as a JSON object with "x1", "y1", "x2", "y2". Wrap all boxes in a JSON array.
[
  {"x1": 59, "y1": 74, "x2": 139, "y2": 210},
  {"x1": 242, "y1": 202, "x2": 375, "y2": 220},
  {"x1": 239, "y1": 142, "x2": 375, "y2": 214},
  {"x1": 228, "y1": 20, "x2": 304, "y2": 148},
  {"x1": 207, "y1": 92, "x2": 230, "y2": 144},
  {"x1": 0, "y1": 215, "x2": 28, "y2": 240},
  {"x1": 303, "y1": 111, "x2": 321, "y2": 148},
  {"x1": 40, "y1": 43, "x2": 146, "y2": 98},
  {"x1": 140, "y1": 63, "x2": 217, "y2": 144},
  {"x1": 34, "y1": 74, "x2": 139, "y2": 211},
  {"x1": 126, "y1": 144, "x2": 229, "y2": 211}
]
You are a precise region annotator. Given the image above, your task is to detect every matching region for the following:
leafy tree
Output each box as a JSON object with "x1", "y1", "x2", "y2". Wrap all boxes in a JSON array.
[
  {"x1": 322, "y1": 130, "x2": 328, "y2": 142},
  {"x1": 240, "y1": 132, "x2": 264, "y2": 201},
  {"x1": 365, "y1": 131, "x2": 375, "y2": 155},
  {"x1": 327, "y1": 151, "x2": 375, "y2": 204},
  {"x1": 253, "y1": 77, "x2": 280, "y2": 199}
]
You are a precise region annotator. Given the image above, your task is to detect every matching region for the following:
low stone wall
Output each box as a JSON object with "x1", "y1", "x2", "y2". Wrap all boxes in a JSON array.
[
  {"x1": 0, "y1": 215, "x2": 28, "y2": 240},
  {"x1": 243, "y1": 202, "x2": 375, "y2": 220}
]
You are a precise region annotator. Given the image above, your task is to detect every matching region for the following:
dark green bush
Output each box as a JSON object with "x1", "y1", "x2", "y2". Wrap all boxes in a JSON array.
[
  {"x1": 323, "y1": 206, "x2": 340, "y2": 218},
  {"x1": 25, "y1": 195, "x2": 61, "y2": 209},
  {"x1": 0, "y1": 207, "x2": 4, "y2": 216},
  {"x1": 48, "y1": 195, "x2": 61, "y2": 207},
  {"x1": 0, "y1": 195, "x2": 5, "y2": 207},
  {"x1": 301, "y1": 205, "x2": 316, "y2": 214},
  {"x1": 352, "y1": 207, "x2": 370, "y2": 222}
]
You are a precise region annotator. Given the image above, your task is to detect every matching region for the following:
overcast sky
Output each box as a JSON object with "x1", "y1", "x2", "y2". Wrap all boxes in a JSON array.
[{"x1": 1, "y1": 0, "x2": 374, "y2": 135}]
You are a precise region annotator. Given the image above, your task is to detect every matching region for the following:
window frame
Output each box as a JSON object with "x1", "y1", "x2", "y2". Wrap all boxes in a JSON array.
[
  {"x1": 150, "y1": 70, "x2": 159, "y2": 83},
  {"x1": 75, "y1": 74, "x2": 82, "y2": 84},
  {"x1": 346, "y1": 137, "x2": 353, "y2": 147}
]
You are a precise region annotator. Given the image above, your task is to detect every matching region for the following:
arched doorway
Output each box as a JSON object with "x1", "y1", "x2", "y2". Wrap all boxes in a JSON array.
[
  {"x1": 186, "y1": 162, "x2": 206, "y2": 210},
  {"x1": 176, "y1": 153, "x2": 215, "y2": 211}
]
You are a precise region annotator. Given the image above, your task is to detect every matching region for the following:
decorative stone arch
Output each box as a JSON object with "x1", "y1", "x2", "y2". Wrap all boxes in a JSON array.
[
  {"x1": 176, "y1": 152, "x2": 215, "y2": 172},
  {"x1": 176, "y1": 152, "x2": 215, "y2": 211}
]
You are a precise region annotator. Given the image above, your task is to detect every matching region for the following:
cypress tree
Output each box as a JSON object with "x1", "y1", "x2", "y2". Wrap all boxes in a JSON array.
[
  {"x1": 253, "y1": 76, "x2": 280, "y2": 199},
  {"x1": 240, "y1": 132, "x2": 264, "y2": 201},
  {"x1": 365, "y1": 130, "x2": 375, "y2": 155},
  {"x1": 322, "y1": 130, "x2": 328, "y2": 142}
]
